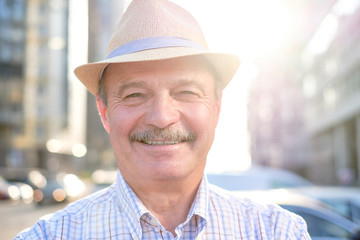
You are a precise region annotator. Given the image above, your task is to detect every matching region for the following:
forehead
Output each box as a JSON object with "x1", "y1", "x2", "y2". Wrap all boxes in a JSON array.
[{"x1": 102, "y1": 56, "x2": 217, "y2": 87}]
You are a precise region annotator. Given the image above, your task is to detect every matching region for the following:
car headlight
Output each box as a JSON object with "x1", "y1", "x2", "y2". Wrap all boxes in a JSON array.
[
  {"x1": 53, "y1": 188, "x2": 66, "y2": 202},
  {"x1": 8, "y1": 185, "x2": 20, "y2": 201}
]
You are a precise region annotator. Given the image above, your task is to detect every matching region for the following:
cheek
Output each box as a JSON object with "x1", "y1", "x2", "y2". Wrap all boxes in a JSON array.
[
  {"x1": 108, "y1": 107, "x2": 141, "y2": 138},
  {"x1": 186, "y1": 103, "x2": 219, "y2": 139}
]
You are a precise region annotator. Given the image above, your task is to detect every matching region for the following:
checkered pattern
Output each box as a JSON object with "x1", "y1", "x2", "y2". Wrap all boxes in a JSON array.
[{"x1": 14, "y1": 171, "x2": 310, "y2": 239}]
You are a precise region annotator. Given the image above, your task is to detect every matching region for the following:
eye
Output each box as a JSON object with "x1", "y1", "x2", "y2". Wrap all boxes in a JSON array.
[
  {"x1": 118, "y1": 91, "x2": 149, "y2": 106},
  {"x1": 179, "y1": 90, "x2": 198, "y2": 95},
  {"x1": 124, "y1": 92, "x2": 143, "y2": 99},
  {"x1": 174, "y1": 89, "x2": 202, "y2": 101}
]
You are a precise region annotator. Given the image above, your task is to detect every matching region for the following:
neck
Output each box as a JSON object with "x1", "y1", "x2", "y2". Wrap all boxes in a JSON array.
[{"x1": 126, "y1": 175, "x2": 203, "y2": 235}]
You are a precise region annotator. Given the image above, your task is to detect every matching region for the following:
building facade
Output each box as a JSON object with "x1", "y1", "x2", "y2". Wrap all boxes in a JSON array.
[
  {"x1": 0, "y1": 0, "x2": 27, "y2": 168},
  {"x1": 248, "y1": 56, "x2": 309, "y2": 172},
  {"x1": 301, "y1": 2, "x2": 360, "y2": 185},
  {"x1": 0, "y1": 0, "x2": 130, "y2": 174},
  {"x1": 85, "y1": 0, "x2": 128, "y2": 171},
  {"x1": 247, "y1": 0, "x2": 337, "y2": 181},
  {"x1": 0, "y1": 0, "x2": 90, "y2": 174},
  {"x1": 23, "y1": 0, "x2": 70, "y2": 170}
]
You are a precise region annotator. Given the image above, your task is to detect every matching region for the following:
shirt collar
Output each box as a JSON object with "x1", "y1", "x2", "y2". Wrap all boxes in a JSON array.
[
  {"x1": 114, "y1": 170, "x2": 210, "y2": 237},
  {"x1": 115, "y1": 170, "x2": 148, "y2": 239},
  {"x1": 179, "y1": 174, "x2": 209, "y2": 233},
  {"x1": 188, "y1": 174, "x2": 209, "y2": 220}
]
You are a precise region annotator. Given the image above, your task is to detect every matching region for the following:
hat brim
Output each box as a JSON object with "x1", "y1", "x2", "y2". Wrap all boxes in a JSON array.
[{"x1": 74, "y1": 47, "x2": 240, "y2": 95}]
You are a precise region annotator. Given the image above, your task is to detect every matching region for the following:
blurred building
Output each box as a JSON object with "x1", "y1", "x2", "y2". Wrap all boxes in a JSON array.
[
  {"x1": 0, "y1": 0, "x2": 89, "y2": 174},
  {"x1": 24, "y1": 0, "x2": 71, "y2": 170},
  {"x1": 0, "y1": 0, "x2": 27, "y2": 168},
  {"x1": 85, "y1": 0, "x2": 128, "y2": 171},
  {"x1": 248, "y1": 57, "x2": 309, "y2": 172},
  {"x1": 248, "y1": 0, "x2": 335, "y2": 178},
  {"x1": 0, "y1": 0, "x2": 131, "y2": 175},
  {"x1": 301, "y1": 1, "x2": 360, "y2": 185}
]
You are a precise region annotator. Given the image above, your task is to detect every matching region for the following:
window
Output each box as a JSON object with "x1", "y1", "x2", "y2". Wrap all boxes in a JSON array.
[{"x1": 12, "y1": 0, "x2": 25, "y2": 22}]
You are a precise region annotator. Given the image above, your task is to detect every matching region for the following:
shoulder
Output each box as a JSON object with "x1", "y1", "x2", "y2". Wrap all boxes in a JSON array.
[
  {"x1": 207, "y1": 184, "x2": 310, "y2": 239},
  {"x1": 14, "y1": 184, "x2": 117, "y2": 239}
]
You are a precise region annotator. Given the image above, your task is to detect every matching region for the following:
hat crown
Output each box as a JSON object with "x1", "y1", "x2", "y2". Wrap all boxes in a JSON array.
[{"x1": 106, "y1": 0, "x2": 208, "y2": 57}]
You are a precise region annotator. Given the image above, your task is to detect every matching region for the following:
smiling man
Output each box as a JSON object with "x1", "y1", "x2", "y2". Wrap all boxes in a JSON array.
[
  {"x1": 15, "y1": 0, "x2": 310, "y2": 239},
  {"x1": 99, "y1": 57, "x2": 219, "y2": 184},
  {"x1": 97, "y1": 57, "x2": 221, "y2": 233}
]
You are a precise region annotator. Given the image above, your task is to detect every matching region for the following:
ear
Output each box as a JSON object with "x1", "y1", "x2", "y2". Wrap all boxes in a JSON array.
[{"x1": 96, "y1": 95, "x2": 110, "y2": 134}]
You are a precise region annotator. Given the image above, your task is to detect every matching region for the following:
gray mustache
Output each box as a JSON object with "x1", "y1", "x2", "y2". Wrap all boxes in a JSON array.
[{"x1": 130, "y1": 128, "x2": 196, "y2": 143}]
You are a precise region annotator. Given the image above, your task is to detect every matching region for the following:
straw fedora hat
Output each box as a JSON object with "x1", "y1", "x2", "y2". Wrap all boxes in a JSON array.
[{"x1": 74, "y1": 0, "x2": 240, "y2": 95}]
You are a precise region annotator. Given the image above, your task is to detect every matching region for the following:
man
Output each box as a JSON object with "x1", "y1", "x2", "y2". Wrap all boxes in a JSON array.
[{"x1": 15, "y1": 0, "x2": 310, "y2": 239}]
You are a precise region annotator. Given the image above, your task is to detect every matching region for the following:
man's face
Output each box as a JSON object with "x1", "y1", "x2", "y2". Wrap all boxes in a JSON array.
[{"x1": 97, "y1": 56, "x2": 222, "y2": 183}]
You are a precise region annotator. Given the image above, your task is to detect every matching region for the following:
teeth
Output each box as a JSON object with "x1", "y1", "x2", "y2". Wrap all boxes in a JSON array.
[{"x1": 143, "y1": 140, "x2": 182, "y2": 145}]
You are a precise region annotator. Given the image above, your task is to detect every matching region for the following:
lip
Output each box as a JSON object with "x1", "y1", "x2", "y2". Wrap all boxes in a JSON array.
[
  {"x1": 133, "y1": 140, "x2": 186, "y2": 151},
  {"x1": 129, "y1": 128, "x2": 196, "y2": 146},
  {"x1": 139, "y1": 139, "x2": 184, "y2": 145},
  {"x1": 132, "y1": 141, "x2": 188, "y2": 165}
]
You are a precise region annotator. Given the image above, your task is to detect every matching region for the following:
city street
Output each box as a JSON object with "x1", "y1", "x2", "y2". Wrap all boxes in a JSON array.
[{"x1": 0, "y1": 200, "x2": 66, "y2": 240}]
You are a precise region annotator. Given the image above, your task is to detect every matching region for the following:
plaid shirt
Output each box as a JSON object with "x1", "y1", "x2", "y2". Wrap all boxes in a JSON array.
[{"x1": 15, "y1": 170, "x2": 310, "y2": 239}]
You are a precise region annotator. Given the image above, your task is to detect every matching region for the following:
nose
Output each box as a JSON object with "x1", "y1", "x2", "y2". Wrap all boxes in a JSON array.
[{"x1": 144, "y1": 93, "x2": 180, "y2": 128}]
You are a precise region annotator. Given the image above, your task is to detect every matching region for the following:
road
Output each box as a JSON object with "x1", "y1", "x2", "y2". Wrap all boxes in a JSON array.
[{"x1": 0, "y1": 200, "x2": 67, "y2": 240}]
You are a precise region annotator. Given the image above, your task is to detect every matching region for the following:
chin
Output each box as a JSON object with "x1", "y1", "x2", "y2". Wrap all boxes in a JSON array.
[{"x1": 146, "y1": 164, "x2": 204, "y2": 182}]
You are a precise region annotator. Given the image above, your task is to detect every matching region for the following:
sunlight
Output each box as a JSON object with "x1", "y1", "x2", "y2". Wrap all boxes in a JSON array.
[
  {"x1": 226, "y1": 0, "x2": 293, "y2": 57},
  {"x1": 303, "y1": 14, "x2": 339, "y2": 57},
  {"x1": 177, "y1": 0, "x2": 295, "y2": 58},
  {"x1": 172, "y1": 0, "x2": 297, "y2": 173}
]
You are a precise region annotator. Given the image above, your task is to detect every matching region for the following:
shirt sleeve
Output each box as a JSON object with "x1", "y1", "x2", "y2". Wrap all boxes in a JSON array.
[
  {"x1": 274, "y1": 207, "x2": 312, "y2": 240},
  {"x1": 292, "y1": 217, "x2": 312, "y2": 239},
  {"x1": 13, "y1": 219, "x2": 53, "y2": 240}
]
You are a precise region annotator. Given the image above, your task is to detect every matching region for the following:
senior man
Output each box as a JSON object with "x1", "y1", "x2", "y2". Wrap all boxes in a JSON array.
[{"x1": 15, "y1": 0, "x2": 310, "y2": 239}]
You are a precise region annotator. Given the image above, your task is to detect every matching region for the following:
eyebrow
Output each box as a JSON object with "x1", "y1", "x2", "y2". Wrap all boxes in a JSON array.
[
  {"x1": 175, "y1": 79, "x2": 206, "y2": 93},
  {"x1": 115, "y1": 81, "x2": 147, "y2": 96},
  {"x1": 114, "y1": 78, "x2": 207, "y2": 96}
]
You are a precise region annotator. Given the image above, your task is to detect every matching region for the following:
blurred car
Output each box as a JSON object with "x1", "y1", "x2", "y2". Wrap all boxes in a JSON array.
[
  {"x1": 0, "y1": 175, "x2": 33, "y2": 203},
  {"x1": 283, "y1": 204, "x2": 360, "y2": 240},
  {"x1": 10, "y1": 181, "x2": 34, "y2": 204},
  {"x1": 27, "y1": 170, "x2": 86, "y2": 205},
  {"x1": 207, "y1": 165, "x2": 313, "y2": 191},
  {"x1": 0, "y1": 175, "x2": 14, "y2": 200},
  {"x1": 233, "y1": 189, "x2": 360, "y2": 240},
  {"x1": 287, "y1": 186, "x2": 360, "y2": 225}
]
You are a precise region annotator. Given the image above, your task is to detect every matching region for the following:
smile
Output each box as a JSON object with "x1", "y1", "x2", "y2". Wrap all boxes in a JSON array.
[
  {"x1": 140, "y1": 140, "x2": 184, "y2": 145},
  {"x1": 130, "y1": 128, "x2": 196, "y2": 145}
]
